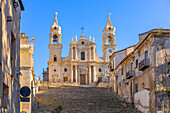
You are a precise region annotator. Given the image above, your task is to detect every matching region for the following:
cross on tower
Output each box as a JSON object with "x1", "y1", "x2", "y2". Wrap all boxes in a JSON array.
[
  {"x1": 108, "y1": 13, "x2": 111, "y2": 19},
  {"x1": 81, "y1": 26, "x2": 85, "y2": 33}
]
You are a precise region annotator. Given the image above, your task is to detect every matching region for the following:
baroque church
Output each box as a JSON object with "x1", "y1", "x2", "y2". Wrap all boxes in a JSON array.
[{"x1": 43, "y1": 13, "x2": 116, "y2": 85}]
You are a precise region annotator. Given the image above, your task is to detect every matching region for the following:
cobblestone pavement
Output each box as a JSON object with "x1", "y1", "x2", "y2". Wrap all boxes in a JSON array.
[{"x1": 33, "y1": 86, "x2": 141, "y2": 113}]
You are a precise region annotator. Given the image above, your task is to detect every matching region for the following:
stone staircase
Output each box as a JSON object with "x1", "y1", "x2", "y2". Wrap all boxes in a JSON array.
[{"x1": 33, "y1": 86, "x2": 142, "y2": 113}]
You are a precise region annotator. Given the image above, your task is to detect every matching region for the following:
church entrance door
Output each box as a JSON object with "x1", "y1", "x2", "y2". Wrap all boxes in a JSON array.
[{"x1": 80, "y1": 74, "x2": 86, "y2": 85}]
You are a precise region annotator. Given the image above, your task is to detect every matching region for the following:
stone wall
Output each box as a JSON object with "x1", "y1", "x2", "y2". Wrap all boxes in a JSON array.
[{"x1": 0, "y1": 0, "x2": 24, "y2": 112}]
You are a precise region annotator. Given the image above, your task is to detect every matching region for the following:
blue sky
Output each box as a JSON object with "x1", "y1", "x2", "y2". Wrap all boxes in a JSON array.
[{"x1": 20, "y1": 0, "x2": 170, "y2": 79}]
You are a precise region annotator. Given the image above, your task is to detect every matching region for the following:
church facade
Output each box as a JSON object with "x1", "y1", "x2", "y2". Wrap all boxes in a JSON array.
[{"x1": 43, "y1": 13, "x2": 116, "y2": 85}]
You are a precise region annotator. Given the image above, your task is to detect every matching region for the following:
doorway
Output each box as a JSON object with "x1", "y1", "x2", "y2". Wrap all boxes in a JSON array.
[{"x1": 80, "y1": 74, "x2": 86, "y2": 85}]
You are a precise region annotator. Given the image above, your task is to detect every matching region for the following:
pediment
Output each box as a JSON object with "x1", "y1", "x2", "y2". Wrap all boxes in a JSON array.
[{"x1": 71, "y1": 39, "x2": 95, "y2": 45}]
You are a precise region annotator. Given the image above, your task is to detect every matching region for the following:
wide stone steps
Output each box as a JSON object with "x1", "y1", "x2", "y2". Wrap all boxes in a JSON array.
[{"x1": 33, "y1": 86, "x2": 141, "y2": 113}]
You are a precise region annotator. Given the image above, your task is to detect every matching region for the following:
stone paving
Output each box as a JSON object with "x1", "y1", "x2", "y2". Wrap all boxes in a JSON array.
[{"x1": 33, "y1": 86, "x2": 141, "y2": 113}]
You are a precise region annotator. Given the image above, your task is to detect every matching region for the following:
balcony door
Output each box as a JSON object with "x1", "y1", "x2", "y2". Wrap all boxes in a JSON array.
[{"x1": 145, "y1": 51, "x2": 148, "y2": 59}]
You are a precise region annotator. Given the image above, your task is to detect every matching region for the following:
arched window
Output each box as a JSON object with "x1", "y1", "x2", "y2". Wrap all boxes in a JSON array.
[
  {"x1": 81, "y1": 52, "x2": 85, "y2": 60},
  {"x1": 108, "y1": 35, "x2": 112, "y2": 44},
  {"x1": 54, "y1": 56, "x2": 57, "y2": 61},
  {"x1": 53, "y1": 35, "x2": 58, "y2": 44}
]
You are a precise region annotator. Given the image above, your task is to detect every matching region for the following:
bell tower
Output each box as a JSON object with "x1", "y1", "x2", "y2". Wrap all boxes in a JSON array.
[
  {"x1": 102, "y1": 13, "x2": 116, "y2": 61},
  {"x1": 49, "y1": 12, "x2": 62, "y2": 62}
]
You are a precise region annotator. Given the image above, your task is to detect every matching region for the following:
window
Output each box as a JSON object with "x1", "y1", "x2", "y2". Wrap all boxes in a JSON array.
[
  {"x1": 54, "y1": 69, "x2": 56, "y2": 72},
  {"x1": 136, "y1": 59, "x2": 138, "y2": 68},
  {"x1": 107, "y1": 76, "x2": 110, "y2": 82},
  {"x1": 53, "y1": 35, "x2": 58, "y2": 44},
  {"x1": 91, "y1": 47, "x2": 94, "y2": 60},
  {"x1": 121, "y1": 67, "x2": 123, "y2": 75},
  {"x1": 2, "y1": 83, "x2": 9, "y2": 108},
  {"x1": 99, "y1": 68, "x2": 102, "y2": 72},
  {"x1": 54, "y1": 56, "x2": 57, "y2": 61},
  {"x1": 81, "y1": 52, "x2": 85, "y2": 60},
  {"x1": 108, "y1": 35, "x2": 112, "y2": 44},
  {"x1": 54, "y1": 27, "x2": 57, "y2": 29},
  {"x1": 64, "y1": 68, "x2": 67, "y2": 72},
  {"x1": 73, "y1": 47, "x2": 76, "y2": 60},
  {"x1": 145, "y1": 50, "x2": 148, "y2": 59},
  {"x1": 135, "y1": 84, "x2": 138, "y2": 93},
  {"x1": 109, "y1": 27, "x2": 112, "y2": 30},
  {"x1": 110, "y1": 66, "x2": 112, "y2": 71},
  {"x1": 81, "y1": 41, "x2": 84, "y2": 44},
  {"x1": 119, "y1": 82, "x2": 121, "y2": 87}
]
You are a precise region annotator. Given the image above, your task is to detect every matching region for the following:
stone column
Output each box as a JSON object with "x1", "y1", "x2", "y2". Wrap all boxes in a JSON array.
[
  {"x1": 78, "y1": 69, "x2": 80, "y2": 83},
  {"x1": 89, "y1": 46, "x2": 91, "y2": 61},
  {"x1": 86, "y1": 72, "x2": 88, "y2": 85},
  {"x1": 113, "y1": 35, "x2": 116, "y2": 45},
  {"x1": 71, "y1": 47, "x2": 73, "y2": 60},
  {"x1": 75, "y1": 65, "x2": 77, "y2": 82},
  {"x1": 94, "y1": 66, "x2": 96, "y2": 82},
  {"x1": 75, "y1": 46, "x2": 77, "y2": 60},
  {"x1": 71, "y1": 65, "x2": 73, "y2": 82},
  {"x1": 89, "y1": 65, "x2": 91, "y2": 83}
]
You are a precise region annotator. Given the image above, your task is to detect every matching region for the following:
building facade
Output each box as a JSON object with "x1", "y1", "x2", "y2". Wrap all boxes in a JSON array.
[
  {"x1": 109, "y1": 29, "x2": 170, "y2": 113},
  {"x1": 20, "y1": 33, "x2": 36, "y2": 113},
  {"x1": 0, "y1": 0, "x2": 24, "y2": 112},
  {"x1": 43, "y1": 13, "x2": 116, "y2": 85}
]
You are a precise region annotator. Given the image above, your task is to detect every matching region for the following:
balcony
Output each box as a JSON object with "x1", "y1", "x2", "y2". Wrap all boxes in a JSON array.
[
  {"x1": 139, "y1": 59, "x2": 149, "y2": 70},
  {"x1": 126, "y1": 70, "x2": 134, "y2": 79}
]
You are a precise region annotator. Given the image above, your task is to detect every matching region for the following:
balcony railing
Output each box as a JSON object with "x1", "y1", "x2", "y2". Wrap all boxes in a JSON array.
[
  {"x1": 126, "y1": 70, "x2": 134, "y2": 79},
  {"x1": 139, "y1": 59, "x2": 149, "y2": 70}
]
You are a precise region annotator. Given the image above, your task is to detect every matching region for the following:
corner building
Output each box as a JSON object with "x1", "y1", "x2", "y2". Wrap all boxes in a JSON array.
[
  {"x1": 0, "y1": 0, "x2": 24, "y2": 113},
  {"x1": 44, "y1": 13, "x2": 116, "y2": 85}
]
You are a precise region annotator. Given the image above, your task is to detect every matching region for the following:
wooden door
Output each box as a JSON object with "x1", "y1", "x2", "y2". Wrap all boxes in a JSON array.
[
  {"x1": 98, "y1": 77, "x2": 102, "y2": 82},
  {"x1": 63, "y1": 77, "x2": 68, "y2": 82},
  {"x1": 80, "y1": 74, "x2": 86, "y2": 85}
]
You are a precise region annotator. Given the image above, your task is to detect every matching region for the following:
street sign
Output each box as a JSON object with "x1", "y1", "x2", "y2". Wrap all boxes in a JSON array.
[
  {"x1": 20, "y1": 86, "x2": 31, "y2": 97},
  {"x1": 20, "y1": 97, "x2": 30, "y2": 102}
]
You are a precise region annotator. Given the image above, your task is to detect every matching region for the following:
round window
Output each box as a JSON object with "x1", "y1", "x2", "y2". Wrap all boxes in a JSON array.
[
  {"x1": 109, "y1": 27, "x2": 111, "y2": 30},
  {"x1": 54, "y1": 69, "x2": 56, "y2": 72},
  {"x1": 64, "y1": 68, "x2": 67, "y2": 72},
  {"x1": 82, "y1": 41, "x2": 84, "y2": 44},
  {"x1": 99, "y1": 68, "x2": 102, "y2": 72},
  {"x1": 54, "y1": 27, "x2": 57, "y2": 29}
]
